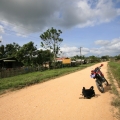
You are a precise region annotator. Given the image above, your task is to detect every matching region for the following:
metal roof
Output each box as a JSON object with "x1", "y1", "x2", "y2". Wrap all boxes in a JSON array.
[{"x1": 3, "y1": 60, "x2": 16, "y2": 62}]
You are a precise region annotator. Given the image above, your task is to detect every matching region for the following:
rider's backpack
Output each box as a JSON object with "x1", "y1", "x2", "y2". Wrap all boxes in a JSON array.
[{"x1": 82, "y1": 86, "x2": 95, "y2": 99}]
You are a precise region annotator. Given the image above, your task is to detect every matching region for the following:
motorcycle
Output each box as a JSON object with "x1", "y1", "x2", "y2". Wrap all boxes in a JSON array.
[{"x1": 90, "y1": 64, "x2": 109, "y2": 93}]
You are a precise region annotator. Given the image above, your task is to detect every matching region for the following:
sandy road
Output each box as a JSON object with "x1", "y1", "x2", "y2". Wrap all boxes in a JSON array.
[{"x1": 0, "y1": 62, "x2": 117, "y2": 120}]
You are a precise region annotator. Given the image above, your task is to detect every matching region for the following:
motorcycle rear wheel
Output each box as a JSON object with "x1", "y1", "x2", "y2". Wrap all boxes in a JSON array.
[
  {"x1": 103, "y1": 79, "x2": 109, "y2": 86},
  {"x1": 96, "y1": 79, "x2": 104, "y2": 93}
]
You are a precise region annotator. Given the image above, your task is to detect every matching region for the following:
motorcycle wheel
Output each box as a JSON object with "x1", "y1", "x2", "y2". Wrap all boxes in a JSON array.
[
  {"x1": 103, "y1": 79, "x2": 109, "y2": 86},
  {"x1": 96, "y1": 79, "x2": 104, "y2": 93}
]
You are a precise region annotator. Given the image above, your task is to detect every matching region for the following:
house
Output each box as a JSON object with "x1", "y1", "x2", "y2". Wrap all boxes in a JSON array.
[
  {"x1": 56, "y1": 57, "x2": 71, "y2": 64},
  {"x1": 0, "y1": 57, "x2": 23, "y2": 69},
  {"x1": 76, "y1": 59, "x2": 86, "y2": 64}
]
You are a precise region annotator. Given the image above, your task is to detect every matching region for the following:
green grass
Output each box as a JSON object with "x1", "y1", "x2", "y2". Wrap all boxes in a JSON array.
[
  {"x1": 107, "y1": 67, "x2": 119, "y2": 95},
  {"x1": 108, "y1": 61, "x2": 120, "y2": 119},
  {"x1": 0, "y1": 63, "x2": 95, "y2": 95},
  {"x1": 108, "y1": 61, "x2": 120, "y2": 87}
]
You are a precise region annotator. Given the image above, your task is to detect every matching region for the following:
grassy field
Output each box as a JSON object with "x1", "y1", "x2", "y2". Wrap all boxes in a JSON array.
[
  {"x1": 108, "y1": 61, "x2": 120, "y2": 119},
  {"x1": 108, "y1": 61, "x2": 120, "y2": 87},
  {"x1": 0, "y1": 63, "x2": 96, "y2": 95}
]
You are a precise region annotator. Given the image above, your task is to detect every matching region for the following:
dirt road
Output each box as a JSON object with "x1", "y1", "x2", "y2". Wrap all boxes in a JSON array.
[{"x1": 0, "y1": 62, "x2": 117, "y2": 120}]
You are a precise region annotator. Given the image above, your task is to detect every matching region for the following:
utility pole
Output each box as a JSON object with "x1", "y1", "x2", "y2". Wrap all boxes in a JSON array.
[{"x1": 80, "y1": 47, "x2": 82, "y2": 64}]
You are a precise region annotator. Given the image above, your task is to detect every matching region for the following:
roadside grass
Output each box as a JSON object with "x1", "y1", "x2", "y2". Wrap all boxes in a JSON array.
[
  {"x1": 0, "y1": 63, "x2": 95, "y2": 95},
  {"x1": 108, "y1": 61, "x2": 120, "y2": 119},
  {"x1": 108, "y1": 61, "x2": 120, "y2": 87}
]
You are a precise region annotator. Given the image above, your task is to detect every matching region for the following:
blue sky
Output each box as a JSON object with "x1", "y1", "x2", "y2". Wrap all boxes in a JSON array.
[{"x1": 0, "y1": 0, "x2": 120, "y2": 57}]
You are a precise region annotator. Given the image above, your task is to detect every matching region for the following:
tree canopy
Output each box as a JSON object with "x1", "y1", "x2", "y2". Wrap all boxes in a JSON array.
[
  {"x1": 40, "y1": 27, "x2": 63, "y2": 67},
  {"x1": 0, "y1": 41, "x2": 53, "y2": 67}
]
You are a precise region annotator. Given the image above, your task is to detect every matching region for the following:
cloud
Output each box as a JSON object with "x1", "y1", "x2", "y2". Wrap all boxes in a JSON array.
[
  {"x1": 60, "y1": 37, "x2": 120, "y2": 57},
  {"x1": 16, "y1": 33, "x2": 27, "y2": 38},
  {"x1": 60, "y1": 45, "x2": 90, "y2": 57},
  {"x1": 91, "y1": 38, "x2": 120, "y2": 55},
  {"x1": 0, "y1": 0, "x2": 120, "y2": 35},
  {"x1": 95, "y1": 40, "x2": 110, "y2": 46},
  {"x1": 95, "y1": 38, "x2": 120, "y2": 46},
  {"x1": 0, "y1": 25, "x2": 5, "y2": 33},
  {"x1": 0, "y1": 36, "x2": 3, "y2": 42}
]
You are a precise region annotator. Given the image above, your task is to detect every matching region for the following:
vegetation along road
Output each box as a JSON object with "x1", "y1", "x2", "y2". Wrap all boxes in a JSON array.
[{"x1": 0, "y1": 62, "x2": 119, "y2": 120}]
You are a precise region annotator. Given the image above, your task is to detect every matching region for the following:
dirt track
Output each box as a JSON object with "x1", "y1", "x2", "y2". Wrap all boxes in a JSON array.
[{"x1": 0, "y1": 62, "x2": 117, "y2": 120}]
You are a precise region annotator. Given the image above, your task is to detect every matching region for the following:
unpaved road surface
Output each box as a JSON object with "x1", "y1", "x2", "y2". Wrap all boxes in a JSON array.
[{"x1": 0, "y1": 62, "x2": 117, "y2": 120}]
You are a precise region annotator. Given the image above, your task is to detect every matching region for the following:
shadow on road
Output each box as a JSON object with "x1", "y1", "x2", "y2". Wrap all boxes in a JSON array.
[
  {"x1": 79, "y1": 94, "x2": 101, "y2": 99},
  {"x1": 104, "y1": 84, "x2": 112, "y2": 93}
]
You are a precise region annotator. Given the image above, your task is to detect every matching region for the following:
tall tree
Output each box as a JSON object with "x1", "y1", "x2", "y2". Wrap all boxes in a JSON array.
[
  {"x1": 16, "y1": 41, "x2": 37, "y2": 66},
  {"x1": 40, "y1": 27, "x2": 63, "y2": 68},
  {"x1": 6, "y1": 42, "x2": 20, "y2": 57},
  {"x1": 35, "y1": 50, "x2": 53, "y2": 66},
  {"x1": 0, "y1": 42, "x2": 20, "y2": 58}
]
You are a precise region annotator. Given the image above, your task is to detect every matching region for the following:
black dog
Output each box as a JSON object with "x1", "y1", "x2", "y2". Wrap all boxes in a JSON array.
[{"x1": 82, "y1": 86, "x2": 95, "y2": 99}]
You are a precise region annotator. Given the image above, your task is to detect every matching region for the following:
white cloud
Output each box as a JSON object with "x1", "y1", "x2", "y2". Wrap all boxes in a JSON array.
[
  {"x1": 0, "y1": 25, "x2": 5, "y2": 33},
  {"x1": 60, "y1": 45, "x2": 90, "y2": 57},
  {"x1": 91, "y1": 38, "x2": 120, "y2": 56},
  {"x1": 95, "y1": 40, "x2": 110, "y2": 46},
  {"x1": 16, "y1": 33, "x2": 27, "y2": 38},
  {"x1": 95, "y1": 38, "x2": 120, "y2": 46},
  {"x1": 75, "y1": 0, "x2": 119, "y2": 27},
  {"x1": 110, "y1": 38, "x2": 120, "y2": 45},
  {"x1": 95, "y1": 0, "x2": 117, "y2": 22},
  {"x1": 60, "y1": 37, "x2": 120, "y2": 57},
  {"x1": 0, "y1": 0, "x2": 120, "y2": 35}
]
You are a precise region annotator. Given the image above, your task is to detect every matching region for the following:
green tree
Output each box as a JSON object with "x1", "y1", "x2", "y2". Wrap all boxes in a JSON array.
[
  {"x1": 101, "y1": 55, "x2": 109, "y2": 61},
  {"x1": 89, "y1": 55, "x2": 100, "y2": 63},
  {"x1": 16, "y1": 41, "x2": 37, "y2": 66},
  {"x1": 0, "y1": 42, "x2": 20, "y2": 58},
  {"x1": 115, "y1": 55, "x2": 120, "y2": 60},
  {"x1": 0, "y1": 45, "x2": 5, "y2": 58},
  {"x1": 35, "y1": 49, "x2": 53, "y2": 67},
  {"x1": 6, "y1": 42, "x2": 20, "y2": 57},
  {"x1": 40, "y1": 27, "x2": 63, "y2": 68}
]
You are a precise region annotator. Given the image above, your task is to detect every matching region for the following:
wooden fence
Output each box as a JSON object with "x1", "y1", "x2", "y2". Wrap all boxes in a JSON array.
[{"x1": 0, "y1": 66, "x2": 43, "y2": 78}]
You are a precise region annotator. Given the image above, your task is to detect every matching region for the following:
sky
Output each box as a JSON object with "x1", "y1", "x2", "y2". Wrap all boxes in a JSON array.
[{"x1": 0, "y1": 0, "x2": 120, "y2": 57}]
